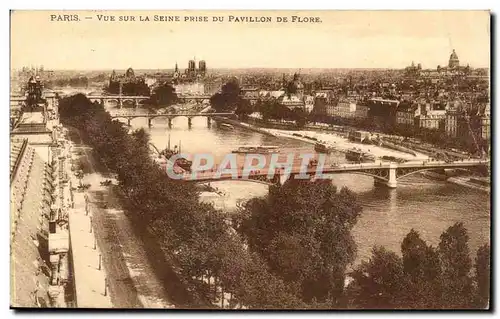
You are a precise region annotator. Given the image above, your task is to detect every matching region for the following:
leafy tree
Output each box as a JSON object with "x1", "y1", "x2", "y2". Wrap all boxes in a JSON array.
[
  {"x1": 237, "y1": 179, "x2": 362, "y2": 304},
  {"x1": 347, "y1": 246, "x2": 406, "y2": 309},
  {"x1": 235, "y1": 99, "x2": 253, "y2": 120},
  {"x1": 291, "y1": 108, "x2": 307, "y2": 128},
  {"x1": 400, "y1": 229, "x2": 442, "y2": 308},
  {"x1": 149, "y1": 82, "x2": 178, "y2": 107},
  {"x1": 473, "y1": 243, "x2": 490, "y2": 309},
  {"x1": 438, "y1": 222, "x2": 473, "y2": 308},
  {"x1": 210, "y1": 78, "x2": 242, "y2": 112}
]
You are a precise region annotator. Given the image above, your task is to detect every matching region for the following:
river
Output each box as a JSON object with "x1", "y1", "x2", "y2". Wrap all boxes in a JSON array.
[{"x1": 119, "y1": 112, "x2": 490, "y2": 265}]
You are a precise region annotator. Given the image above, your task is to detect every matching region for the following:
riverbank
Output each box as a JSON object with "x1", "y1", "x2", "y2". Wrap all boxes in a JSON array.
[
  {"x1": 215, "y1": 117, "x2": 428, "y2": 161},
  {"x1": 447, "y1": 176, "x2": 490, "y2": 194}
]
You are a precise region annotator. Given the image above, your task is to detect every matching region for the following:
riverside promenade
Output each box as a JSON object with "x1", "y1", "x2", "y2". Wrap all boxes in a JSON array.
[
  {"x1": 68, "y1": 190, "x2": 112, "y2": 308},
  {"x1": 67, "y1": 126, "x2": 176, "y2": 309}
]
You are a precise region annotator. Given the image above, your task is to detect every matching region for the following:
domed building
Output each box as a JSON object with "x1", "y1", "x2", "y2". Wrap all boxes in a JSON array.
[
  {"x1": 436, "y1": 50, "x2": 470, "y2": 76},
  {"x1": 448, "y1": 49, "x2": 460, "y2": 68},
  {"x1": 107, "y1": 67, "x2": 149, "y2": 96},
  {"x1": 124, "y1": 67, "x2": 135, "y2": 79},
  {"x1": 285, "y1": 73, "x2": 304, "y2": 100},
  {"x1": 276, "y1": 72, "x2": 311, "y2": 111}
]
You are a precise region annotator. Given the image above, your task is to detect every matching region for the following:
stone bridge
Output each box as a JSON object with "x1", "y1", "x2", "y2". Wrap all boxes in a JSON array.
[
  {"x1": 110, "y1": 112, "x2": 236, "y2": 127},
  {"x1": 87, "y1": 95, "x2": 150, "y2": 108},
  {"x1": 87, "y1": 94, "x2": 212, "y2": 108}
]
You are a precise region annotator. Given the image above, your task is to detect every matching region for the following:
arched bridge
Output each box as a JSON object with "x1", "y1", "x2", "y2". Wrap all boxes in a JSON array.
[
  {"x1": 110, "y1": 112, "x2": 235, "y2": 127},
  {"x1": 87, "y1": 94, "x2": 212, "y2": 108},
  {"x1": 87, "y1": 95, "x2": 150, "y2": 108},
  {"x1": 176, "y1": 95, "x2": 212, "y2": 104},
  {"x1": 178, "y1": 160, "x2": 489, "y2": 189}
]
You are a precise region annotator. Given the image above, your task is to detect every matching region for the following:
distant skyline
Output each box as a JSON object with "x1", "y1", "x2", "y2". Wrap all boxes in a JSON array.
[{"x1": 11, "y1": 10, "x2": 490, "y2": 70}]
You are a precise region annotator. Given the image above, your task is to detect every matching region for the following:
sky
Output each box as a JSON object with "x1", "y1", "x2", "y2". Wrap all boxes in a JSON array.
[{"x1": 10, "y1": 10, "x2": 490, "y2": 70}]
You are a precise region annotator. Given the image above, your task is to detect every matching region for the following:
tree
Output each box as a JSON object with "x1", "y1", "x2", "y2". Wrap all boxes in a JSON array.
[
  {"x1": 473, "y1": 243, "x2": 490, "y2": 309},
  {"x1": 291, "y1": 108, "x2": 307, "y2": 128},
  {"x1": 210, "y1": 78, "x2": 242, "y2": 112},
  {"x1": 347, "y1": 246, "x2": 406, "y2": 309},
  {"x1": 235, "y1": 99, "x2": 253, "y2": 120},
  {"x1": 400, "y1": 229, "x2": 442, "y2": 308},
  {"x1": 310, "y1": 97, "x2": 328, "y2": 121},
  {"x1": 237, "y1": 179, "x2": 362, "y2": 305},
  {"x1": 149, "y1": 83, "x2": 178, "y2": 107},
  {"x1": 438, "y1": 222, "x2": 473, "y2": 308}
]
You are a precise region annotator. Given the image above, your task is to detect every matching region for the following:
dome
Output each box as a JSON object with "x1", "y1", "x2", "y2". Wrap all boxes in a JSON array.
[
  {"x1": 449, "y1": 49, "x2": 459, "y2": 61},
  {"x1": 292, "y1": 73, "x2": 304, "y2": 90},
  {"x1": 125, "y1": 67, "x2": 135, "y2": 78},
  {"x1": 448, "y1": 49, "x2": 460, "y2": 68}
]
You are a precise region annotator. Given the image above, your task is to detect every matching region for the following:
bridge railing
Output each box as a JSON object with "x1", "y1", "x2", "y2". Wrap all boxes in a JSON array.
[{"x1": 176, "y1": 159, "x2": 488, "y2": 182}]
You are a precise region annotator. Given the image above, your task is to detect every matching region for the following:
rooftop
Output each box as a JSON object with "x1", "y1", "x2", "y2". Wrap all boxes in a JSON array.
[{"x1": 20, "y1": 112, "x2": 45, "y2": 124}]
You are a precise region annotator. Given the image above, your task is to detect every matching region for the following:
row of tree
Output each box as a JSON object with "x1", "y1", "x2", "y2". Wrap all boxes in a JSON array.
[
  {"x1": 347, "y1": 224, "x2": 490, "y2": 309},
  {"x1": 107, "y1": 80, "x2": 150, "y2": 96}
]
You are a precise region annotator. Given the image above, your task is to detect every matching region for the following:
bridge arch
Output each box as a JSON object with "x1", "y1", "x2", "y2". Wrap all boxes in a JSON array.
[
  {"x1": 321, "y1": 170, "x2": 390, "y2": 183},
  {"x1": 396, "y1": 166, "x2": 482, "y2": 181},
  {"x1": 106, "y1": 98, "x2": 119, "y2": 103},
  {"x1": 111, "y1": 116, "x2": 129, "y2": 122},
  {"x1": 196, "y1": 178, "x2": 275, "y2": 186}
]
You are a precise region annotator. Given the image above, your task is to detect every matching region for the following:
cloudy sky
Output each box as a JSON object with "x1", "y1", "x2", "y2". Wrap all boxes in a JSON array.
[{"x1": 10, "y1": 10, "x2": 490, "y2": 70}]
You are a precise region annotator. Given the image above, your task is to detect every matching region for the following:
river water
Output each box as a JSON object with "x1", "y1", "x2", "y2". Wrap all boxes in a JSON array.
[{"x1": 121, "y1": 113, "x2": 490, "y2": 265}]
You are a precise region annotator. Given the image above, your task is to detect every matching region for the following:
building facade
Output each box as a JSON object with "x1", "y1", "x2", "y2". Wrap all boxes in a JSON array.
[
  {"x1": 174, "y1": 82, "x2": 205, "y2": 96},
  {"x1": 396, "y1": 102, "x2": 420, "y2": 127}
]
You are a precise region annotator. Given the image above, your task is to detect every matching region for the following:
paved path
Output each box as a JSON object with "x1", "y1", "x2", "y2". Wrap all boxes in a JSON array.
[
  {"x1": 69, "y1": 126, "x2": 174, "y2": 308},
  {"x1": 68, "y1": 202, "x2": 112, "y2": 308}
]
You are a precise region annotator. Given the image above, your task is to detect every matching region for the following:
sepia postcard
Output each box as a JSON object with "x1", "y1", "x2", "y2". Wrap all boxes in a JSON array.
[{"x1": 9, "y1": 10, "x2": 491, "y2": 310}]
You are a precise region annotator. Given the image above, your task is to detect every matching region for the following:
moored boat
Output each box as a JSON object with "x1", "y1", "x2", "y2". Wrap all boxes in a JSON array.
[
  {"x1": 314, "y1": 142, "x2": 331, "y2": 153},
  {"x1": 160, "y1": 136, "x2": 193, "y2": 171},
  {"x1": 232, "y1": 145, "x2": 280, "y2": 154},
  {"x1": 345, "y1": 148, "x2": 376, "y2": 163},
  {"x1": 220, "y1": 123, "x2": 234, "y2": 130}
]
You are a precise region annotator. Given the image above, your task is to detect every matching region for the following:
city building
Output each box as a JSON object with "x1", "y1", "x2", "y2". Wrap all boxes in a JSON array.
[
  {"x1": 436, "y1": 49, "x2": 471, "y2": 76},
  {"x1": 405, "y1": 61, "x2": 422, "y2": 78},
  {"x1": 108, "y1": 68, "x2": 149, "y2": 96},
  {"x1": 303, "y1": 95, "x2": 315, "y2": 113},
  {"x1": 240, "y1": 87, "x2": 260, "y2": 105},
  {"x1": 448, "y1": 49, "x2": 460, "y2": 68},
  {"x1": 445, "y1": 100, "x2": 467, "y2": 138},
  {"x1": 11, "y1": 138, "x2": 55, "y2": 307},
  {"x1": 396, "y1": 101, "x2": 420, "y2": 127},
  {"x1": 418, "y1": 107, "x2": 447, "y2": 130},
  {"x1": 332, "y1": 100, "x2": 356, "y2": 118},
  {"x1": 314, "y1": 89, "x2": 335, "y2": 104},
  {"x1": 174, "y1": 82, "x2": 205, "y2": 96},
  {"x1": 276, "y1": 73, "x2": 307, "y2": 110},
  {"x1": 480, "y1": 103, "x2": 490, "y2": 140},
  {"x1": 174, "y1": 58, "x2": 207, "y2": 82},
  {"x1": 367, "y1": 98, "x2": 400, "y2": 127},
  {"x1": 277, "y1": 94, "x2": 305, "y2": 109},
  {"x1": 11, "y1": 75, "x2": 71, "y2": 307},
  {"x1": 259, "y1": 90, "x2": 285, "y2": 100}
]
